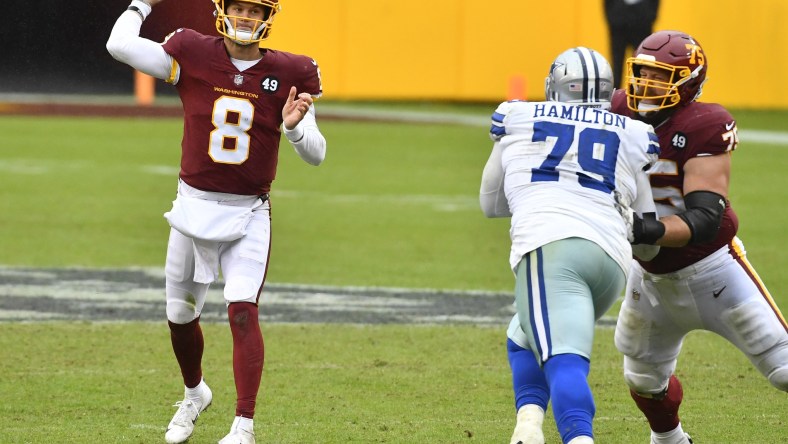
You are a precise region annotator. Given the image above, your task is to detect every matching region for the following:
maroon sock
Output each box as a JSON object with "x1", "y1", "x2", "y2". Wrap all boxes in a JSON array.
[
  {"x1": 631, "y1": 374, "x2": 684, "y2": 433},
  {"x1": 168, "y1": 317, "x2": 204, "y2": 388},
  {"x1": 228, "y1": 302, "x2": 264, "y2": 418}
]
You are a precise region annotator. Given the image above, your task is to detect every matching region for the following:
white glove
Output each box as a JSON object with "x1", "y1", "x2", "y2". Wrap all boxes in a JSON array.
[{"x1": 614, "y1": 191, "x2": 636, "y2": 243}]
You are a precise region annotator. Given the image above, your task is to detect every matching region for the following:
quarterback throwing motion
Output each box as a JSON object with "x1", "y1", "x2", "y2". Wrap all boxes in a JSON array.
[{"x1": 107, "y1": 1, "x2": 326, "y2": 443}]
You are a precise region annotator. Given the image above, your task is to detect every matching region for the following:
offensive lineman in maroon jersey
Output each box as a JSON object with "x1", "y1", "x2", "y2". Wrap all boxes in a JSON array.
[
  {"x1": 611, "y1": 30, "x2": 788, "y2": 444},
  {"x1": 107, "y1": 1, "x2": 326, "y2": 443}
]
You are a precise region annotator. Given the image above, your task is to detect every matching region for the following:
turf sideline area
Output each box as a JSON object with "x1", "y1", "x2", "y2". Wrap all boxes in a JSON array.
[{"x1": 1, "y1": 94, "x2": 787, "y2": 146}]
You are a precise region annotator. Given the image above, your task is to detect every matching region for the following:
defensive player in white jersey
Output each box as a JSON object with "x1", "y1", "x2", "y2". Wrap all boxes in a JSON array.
[{"x1": 480, "y1": 47, "x2": 660, "y2": 444}]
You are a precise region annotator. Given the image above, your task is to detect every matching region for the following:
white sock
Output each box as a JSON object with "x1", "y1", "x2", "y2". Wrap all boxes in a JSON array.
[
  {"x1": 184, "y1": 379, "x2": 206, "y2": 407},
  {"x1": 651, "y1": 424, "x2": 688, "y2": 444},
  {"x1": 234, "y1": 416, "x2": 254, "y2": 433},
  {"x1": 516, "y1": 404, "x2": 545, "y2": 427},
  {"x1": 567, "y1": 436, "x2": 594, "y2": 444},
  {"x1": 511, "y1": 404, "x2": 545, "y2": 444}
]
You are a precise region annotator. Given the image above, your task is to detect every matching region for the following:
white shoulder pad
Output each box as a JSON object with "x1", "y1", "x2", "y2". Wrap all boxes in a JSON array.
[
  {"x1": 628, "y1": 119, "x2": 661, "y2": 171},
  {"x1": 643, "y1": 124, "x2": 660, "y2": 169},
  {"x1": 490, "y1": 100, "x2": 522, "y2": 141}
]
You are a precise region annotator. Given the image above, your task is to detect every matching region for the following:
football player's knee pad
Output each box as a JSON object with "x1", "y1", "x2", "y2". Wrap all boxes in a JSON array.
[
  {"x1": 721, "y1": 299, "x2": 785, "y2": 356},
  {"x1": 507, "y1": 313, "x2": 530, "y2": 349},
  {"x1": 165, "y1": 282, "x2": 207, "y2": 324},
  {"x1": 614, "y1": 304, "x2": 649, "y2": 356},
  {"x1": 622, "y1": 357, "x2": 673, "y2": 395},
  {"x1": 224, "y1": 275, "x2": 261, "y2": 304},
  {"x1": 762, "y1": 341, "x2": 788, "y2": 392},
  {"x1": 769, "y1": 365, "x2": 788, "y2": 392},
  {"x1": 166, "y1": 298, "x2": 199, "y2": 325}
]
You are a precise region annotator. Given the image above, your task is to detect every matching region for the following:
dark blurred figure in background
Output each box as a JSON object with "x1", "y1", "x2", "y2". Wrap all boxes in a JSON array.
[{"x1": 604, "y1": 0, "x2": 660, "y2": 88}]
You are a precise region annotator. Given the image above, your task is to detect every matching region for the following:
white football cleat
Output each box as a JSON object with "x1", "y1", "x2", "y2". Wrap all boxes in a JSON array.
[
  {"x1": 650, "y1": 430, "x2": 694, "y2": 444},
  {"x1": 510, "y1": 404, "x2": 545, "y2": 444},
  {"x1": 164, "y1": 381, "x2": 213, "y2": 444},
  {"x1": 218, "y1": 416, "x2": 255, "y2": 444}
]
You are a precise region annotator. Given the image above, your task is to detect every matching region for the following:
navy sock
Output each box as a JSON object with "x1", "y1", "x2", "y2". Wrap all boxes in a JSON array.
[
  {"x1": 507, "y1": 338, "x2": 549, "y2": 411},
  {"x1": 544, "y1": 354, "x2": 594, "y2": 442}
]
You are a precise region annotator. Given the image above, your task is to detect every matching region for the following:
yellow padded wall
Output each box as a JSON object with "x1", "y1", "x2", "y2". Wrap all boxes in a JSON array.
[{"x1": 265, "y1": 0, "x2": 788, "y2": 108}]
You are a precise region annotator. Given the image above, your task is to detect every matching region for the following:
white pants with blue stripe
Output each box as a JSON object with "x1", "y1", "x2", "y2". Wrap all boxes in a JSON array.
[{"x1": 513, "y1": 237, "x2": 625, "y2": 365}]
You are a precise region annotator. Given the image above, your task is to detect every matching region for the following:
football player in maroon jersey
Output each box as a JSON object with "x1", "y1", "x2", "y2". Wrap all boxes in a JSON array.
[
  {"x1": 107, "y1": 1, "x2": 326, "y2": 443},
  {"x1": 611, "y1": 30, "x2": 788, "y2": 444}
]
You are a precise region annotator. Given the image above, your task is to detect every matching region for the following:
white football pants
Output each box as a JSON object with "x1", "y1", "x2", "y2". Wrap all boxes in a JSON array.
[
  {"x1": 615, "y1": 237, "x2": 788, "y2": 394},
  {"x1": 164, "y1": 199, "x2": 271, "y2": 325}
]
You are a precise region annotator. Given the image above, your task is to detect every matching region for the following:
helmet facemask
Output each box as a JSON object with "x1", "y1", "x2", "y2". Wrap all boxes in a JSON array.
[
  {"x1": 544, "y1": 47, "x2": 615, "y2": 109},
  {"x1": 624, "y1": 30, "x2": 708, "y2": 116},
  {"x1": 626, "y1": 55, "x2": 703, "y2": 114},
  {"x1": 214, "y1": 0, "x2": 281, "y2": 45}
]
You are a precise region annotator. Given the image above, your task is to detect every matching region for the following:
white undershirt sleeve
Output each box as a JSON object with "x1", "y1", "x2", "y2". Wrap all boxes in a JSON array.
[
  {"x1": 631, "y1": 170, "x2": 657, "y2": 216},
  {"x1": 479, "y1": 142, "x2": 511, "y2": 218},
  {"x1": 106, "y1": 8, "x2": 174, "y2": 81},
  {"x1": 283, "y1": 105, "x2": 326, "y2": 166},
  {"x1": 630, "y1": 170, "x2": 660, "y2": 261}
]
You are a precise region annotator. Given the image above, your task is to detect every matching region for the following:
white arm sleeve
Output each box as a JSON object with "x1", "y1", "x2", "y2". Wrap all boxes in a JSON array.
[
  {"x1": 283, "y1": 105, "x2": 326, "y2": 166},
  {"x1": 631, "y1": 170, "x2": 657, "y2": 215},
  {"x1": 479, "y1": 142, "x2": 511, "y2": 218},
  {"x1": 630, "y1": 171, "x2": 660, "y2": 261},
  {"x1": 106, "y1": 6, "x2": 174, "y2": 81}
]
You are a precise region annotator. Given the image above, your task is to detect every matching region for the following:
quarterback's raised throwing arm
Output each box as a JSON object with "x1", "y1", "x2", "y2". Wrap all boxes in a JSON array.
[{"x1": 106, "y1": 0, "x2": 172, "y2": 81}]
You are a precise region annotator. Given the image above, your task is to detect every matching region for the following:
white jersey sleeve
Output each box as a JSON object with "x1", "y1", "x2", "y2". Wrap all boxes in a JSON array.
[
  {"x1": 620, "y1": 123, "x2": 660, "y2": 261},
  {"x1": 489, "y1": 100, "x2": 523, "y2": 142},
  {"x1": 479, "y1": 141, "x2": 511, "y2": 217}
]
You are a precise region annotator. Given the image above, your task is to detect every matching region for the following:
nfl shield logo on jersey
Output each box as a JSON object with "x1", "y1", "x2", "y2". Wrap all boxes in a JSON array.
[{"x1": 233, "y1": 74, "x2": 244, "y2": 86}]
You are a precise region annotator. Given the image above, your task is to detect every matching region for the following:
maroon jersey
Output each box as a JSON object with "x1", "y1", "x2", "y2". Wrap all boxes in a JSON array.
[
  {"x1": 162, "y1": 28, "x2": 322, "y2": 195},
  {"x1": 611, "y1": 90, "x2": 740, "y2": 273}
]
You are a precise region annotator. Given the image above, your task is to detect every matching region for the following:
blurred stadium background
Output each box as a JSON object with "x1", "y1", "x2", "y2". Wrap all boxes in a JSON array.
[{"x1": 2, "y1": 0, "x2": 786, "y2": 107}]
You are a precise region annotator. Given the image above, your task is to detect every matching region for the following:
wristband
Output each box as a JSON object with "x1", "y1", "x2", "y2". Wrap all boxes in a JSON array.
[
  {"x1": 284, "y1": 124, "x2": 305, "y2": 143},
  {"x1": 633, "y1": 212, "x2": 665, "y2": 245},
  {"x1": 127, "y1": 0, "x2": 152, "y2": 21}
]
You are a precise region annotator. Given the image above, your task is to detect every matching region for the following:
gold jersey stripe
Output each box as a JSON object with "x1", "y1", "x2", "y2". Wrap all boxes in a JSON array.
[{"x1": 730, "y1": 239, "x2": 788, "y2": 331}]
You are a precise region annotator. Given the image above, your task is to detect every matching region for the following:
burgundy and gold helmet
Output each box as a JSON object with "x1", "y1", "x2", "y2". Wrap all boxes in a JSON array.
[
  {"x1": 213, "y1": 0, "x2": 281, "y2": 45},
  {"x1": 625, "y1": 30, "x2": 708, "y2": 113}
]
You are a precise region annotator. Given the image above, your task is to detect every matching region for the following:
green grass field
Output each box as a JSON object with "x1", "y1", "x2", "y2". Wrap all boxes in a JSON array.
[
  {"x1": 1, "y1": 105, "x2": 786, "y2": 443},
  {"x1": 0, "y1": 323, "x2": 784, "y2": 443}
]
